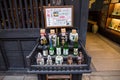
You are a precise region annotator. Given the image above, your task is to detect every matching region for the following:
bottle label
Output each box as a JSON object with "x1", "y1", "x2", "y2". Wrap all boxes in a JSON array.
[
  {"x1": 63, "y1": 49, "x2": 69, "y2": 55},
  {"x1": 55, "y1": 56, "x2": 63, "y2": 65},
  {"x1": 49, "y1": 50, "x2": 54, "y2": 55},
  {"x1": 56, "y1": 47, "x2": 61, "y2": 55},
  {"x1": 47, "y1": 60, "x2": 52, "y2": 65},
  {"x1": 43, "y1": 50, "x2": 48, "y2": 56},
  {"x1": 40, "y1": 58, "x2": 44, "y2": 65},
  {"x1": 74, "y1": 48, "x2": 78, "y2": 55}
]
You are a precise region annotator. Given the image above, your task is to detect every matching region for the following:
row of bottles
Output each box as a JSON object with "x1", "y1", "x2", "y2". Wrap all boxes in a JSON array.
[
  {"x1": 40, "y1": 28, "x2": 79, "y2": 56},
  {"x1": 112, "y1": 3, "x2": 120, "y2": 16},
  {"x1": 42, "y1": 36, "x2": 78, "y2": 56},
  {"x1": 40, "y1": 28, "x2": 78, "y2": 46},
  {"x1": 37, "y1": 28, "x2": 82, "y2": 66},
  {"x1": 109, "y1": 19, "x2": 120, "y2": 31},
  {"x1": 36, "y1": 51, "x2": 84, "y2": 65}
]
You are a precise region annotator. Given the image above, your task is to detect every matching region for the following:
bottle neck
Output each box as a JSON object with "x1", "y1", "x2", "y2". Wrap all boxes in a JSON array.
[
  {"x1": 49, "y1": 38, "x2": 53, "y2": 48},
  {"x1": 64, "y1": 42, "x2": 68, "y2": 48},
  {"x1": 56, "y1": 37, "x2": 60, "y2": 47},
  {"x1": 74, "y1": 41, "x2": 78, "y2": 48}
]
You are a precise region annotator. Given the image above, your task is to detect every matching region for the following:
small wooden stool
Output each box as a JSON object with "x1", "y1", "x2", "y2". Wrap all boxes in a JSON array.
[{"x1": 46, "y1": 74, "x2": 72, "y2": 80}]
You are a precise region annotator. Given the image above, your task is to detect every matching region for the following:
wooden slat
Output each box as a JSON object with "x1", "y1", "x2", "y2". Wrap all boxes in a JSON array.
[
  {"x1": 14, "y1": 0, "x2": 20, "y2": 28},
  {"x1": 24, "y1": 0, "x2": 30, "y2": 28},
  {"x1": 3, "y1": 0, "x2": 11, "y2": 28},
  {"x1": 35, "y1": 0, "x2": 39, "y2": 28},
  {"x1": 50, "y1": 0, "x2": 53, "y2": 6},
  {"x1": 0, "y1": 21, "x2": 2, "y2": 29},
  {"x1": 0, "y1": 2, "x2": 7, "y2": 29},
  {"x1": 30, "y1": 0, "x2": 35, "y2": 28},
  {"x1": 62, "y1": 0, "x2": 64, "y2": 5},
  {"x1": 40, "y1": 0, "x2": 44, "y2": 28},
  {"x1": 18, "y1": 40, "x2": 26, "y2": 68},
  {"x1": 9, "y1": 0, "x2": 16, "y2": 28},
  {"x1": 0, "y1": 40, "x2": 9, "y2": 70},
  {"x1": 46, "y1": 0, "x2": 48, "y2": 6},
  {"x1": 47, "y1": 74, "x2": 72, "y2": 80},
  {"x1": 19, "y1": 0, "x2": 25, "y2": 28}
]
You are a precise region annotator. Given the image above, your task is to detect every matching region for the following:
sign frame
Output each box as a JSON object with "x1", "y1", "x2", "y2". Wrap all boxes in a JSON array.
[{"x1": 43, "y1": 6, "x2": 74, "y2": 28}]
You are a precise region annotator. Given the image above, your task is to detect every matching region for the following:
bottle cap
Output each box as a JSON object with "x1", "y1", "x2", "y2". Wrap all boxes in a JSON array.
[
  {"x1": 61, "y1": 28, "x2": 66, "y2": 33},
  {"x1": 50, "y1": 29, "x2": 55, "y2": 34},
  {"x1": 47, "y1": 55, "x2": 52, "y2": 60},
  {"x1": 37, "y1": 52, "x2": 42, "y2": 58},
  {"x1": 72, "y1": 29, "x2": 77, "y2": 34},
  {"x1": 40, "y1": 29, "x2": 45, "y2": 34}
]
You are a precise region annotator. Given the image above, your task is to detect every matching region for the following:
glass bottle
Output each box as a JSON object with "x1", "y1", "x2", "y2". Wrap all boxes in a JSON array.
[
  {"x1": 69, "y1": 29, "x2": 78, "y2": 44},
  {"x1": 36, "y1": 52, "x2": 44, "y2": 65},
  {"x1": 77, "y1": 51, "x2": 84, "y2": 64},
  {"x1": 40, "y1": 29, "x2": 47, "y2": 45},
  {"x1": 56, "y1": 37, "x2": 61, "y2": 55},
  {"x1": 73, "y1": 40, "x2": 78, "y2": 56},
  {"x1": 42, "y1": 45, "x2": 48, "y2": 57},
  {"x1": 46, "y1": 55, "x2": 52, "y2": 65},
  {"x1": 67, "y1": 55, "x2": 73, "y2": 65},
  {"x1": 49, "y1": 38, "x2": 55, "y2": 56},
  {"x1": 49, "y1": 29, "x2": 57, "y2": 47},
  {"x1": 61, "y1": 28, "x2": 68, "y2": 46},
  {"x1": 55, "y1": 55, "x2": 63, "y2": 65},
  {"x1": 63, "y1": 42, "x2": 69, "y2": 56}
]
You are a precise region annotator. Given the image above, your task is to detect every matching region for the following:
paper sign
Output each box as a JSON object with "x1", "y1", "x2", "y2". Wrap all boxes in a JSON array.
[{"x1": 44, "y1": 6, "x2": 73, "y2": 28}]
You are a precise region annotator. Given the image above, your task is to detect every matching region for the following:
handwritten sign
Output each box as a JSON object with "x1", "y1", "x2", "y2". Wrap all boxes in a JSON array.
[{"x1": 44, "y1": 6, "x2": 73, "y2": 28}]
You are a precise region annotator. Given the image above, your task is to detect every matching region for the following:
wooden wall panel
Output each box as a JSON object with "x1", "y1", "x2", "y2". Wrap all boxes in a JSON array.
[
  {"x1": 0, "y1": 39, "x2": 36, "y2": 70},
  {"x1": 3, "y1": 41, "x2": 19, "y2": 51},
  {"x1": 23, "y1": 51, "x2": 32, "y2": 67},
  {"x1": 21, "y1": 41, "x2": 36, "y2": 51},
  {"x1": 0, "y1": 50, "x2": 6, "y2": 70},
  {"x1": 7, "y1": 51, "x2": 24, "y2": 68}
]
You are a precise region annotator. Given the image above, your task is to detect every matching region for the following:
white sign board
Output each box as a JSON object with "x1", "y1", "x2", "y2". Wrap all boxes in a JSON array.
[{"x1": 44, "y1": 6, "x2": 73, "y2": 28}]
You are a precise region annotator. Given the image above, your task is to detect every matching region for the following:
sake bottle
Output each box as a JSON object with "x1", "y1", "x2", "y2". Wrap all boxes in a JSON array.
[
  {"x1": 77, "y1": 51, "x2": 84, "y2": 64},
  {"x1": 46, "y1": 55, "x2": 52, "y2": 65},
  {"x1": 49, "y1": 38, "x2": 55, "y2": 56},
  {"x1": 42, "y1": 45, "x2": 48, "y2": 57},
  {"x1": 63, "y1": 42, "x2": 69, "y2": 56},
  {"x1": 36, "y1": 52, "x2": 44, "y2": 65},
  {"x1": 73, "y1": 38, "x2": 78, "y2": 56},
  {"x1": 56, "y1": 37, "x2": 61, "y2": 55},
  {"x1": 55, "y1": 55, "x2": 63, "y2": 65}
]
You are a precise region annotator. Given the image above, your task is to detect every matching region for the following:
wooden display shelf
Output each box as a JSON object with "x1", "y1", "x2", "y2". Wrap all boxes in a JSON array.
[
  {"x1": 109, "y1": 15, "x2": 120, "y2": 19},
  {"x1": 26, "y1": 39, "x2": 91, "y2": 74},
  {"x1": 46, "y1": 74, "x2": 72, "y2": 80},
  {"x1": 108, "y1": 27, "x2": 120, "y2": 32},
  {"x1": 26, "y1": 30, "x2": 91, "y2": 80}
]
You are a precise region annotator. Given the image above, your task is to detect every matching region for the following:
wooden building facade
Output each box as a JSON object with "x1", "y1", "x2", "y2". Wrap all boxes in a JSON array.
[{"x1": 0, "y1": 0, "x2": 89, "y2": 71}]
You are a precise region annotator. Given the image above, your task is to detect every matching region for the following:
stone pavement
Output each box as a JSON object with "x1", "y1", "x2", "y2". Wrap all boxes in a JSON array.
[
  {"x1": 0, "y1": 74, "x2": 38, "y2": 80},
  {"x1": 0, "y1": 72, "x2": 120, "y2": 80},
  {"x1": 84, "y1": 32, "x2": 120, "y2": 80},
  {"x1": 0, "y1": 32, "x2": 120, "y2": 80}
]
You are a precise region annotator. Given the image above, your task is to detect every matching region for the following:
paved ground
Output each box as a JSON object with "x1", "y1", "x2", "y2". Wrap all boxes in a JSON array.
[
  {"x1": 0, "y1": 74, "x2": 38, "y2": 80},
  {"x1": 0, "y1": 32, "x2": 120, "y2": 80},
  {"x1": 84, "y1": 32, "x2": 120, "y2": 80}
]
